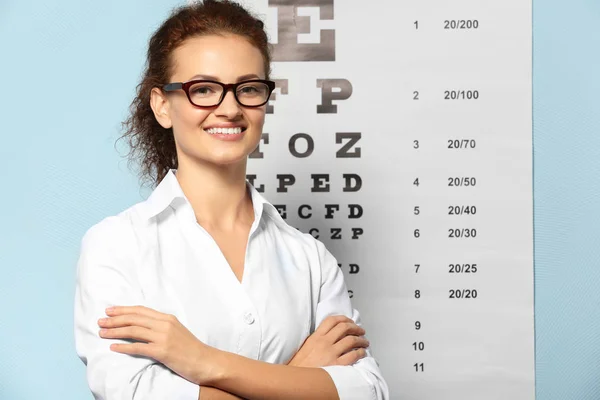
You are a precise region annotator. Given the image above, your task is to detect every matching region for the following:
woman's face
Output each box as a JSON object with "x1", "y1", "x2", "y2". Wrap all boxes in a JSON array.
[{"x1": 151, "y1": 34, "x2": 267, "y2": 168}]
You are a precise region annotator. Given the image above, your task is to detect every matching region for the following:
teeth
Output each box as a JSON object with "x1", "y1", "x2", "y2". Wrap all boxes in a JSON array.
[{"x1": 206, "y1": 127, "x2": 243, "y2": 135}]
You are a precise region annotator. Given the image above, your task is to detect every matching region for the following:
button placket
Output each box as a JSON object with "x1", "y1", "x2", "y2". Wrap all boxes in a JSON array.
[{"x1": 236, "y1": 308, "x2": 261, "y2": 359}]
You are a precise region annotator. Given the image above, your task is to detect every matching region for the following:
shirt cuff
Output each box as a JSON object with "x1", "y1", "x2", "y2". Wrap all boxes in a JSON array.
[{"x1": 321, "y1": 365, "x2": 376, "y2": 400}]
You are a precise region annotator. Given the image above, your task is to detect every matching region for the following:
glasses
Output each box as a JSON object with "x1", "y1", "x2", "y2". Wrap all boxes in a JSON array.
[{"x1": 162, "y1": 79, "x2": 276, "y2": 108}]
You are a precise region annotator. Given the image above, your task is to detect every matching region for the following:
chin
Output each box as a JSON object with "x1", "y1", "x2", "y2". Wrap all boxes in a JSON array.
[{"x1": 206, "y1": 151, "x2": 251, "y2": 167}]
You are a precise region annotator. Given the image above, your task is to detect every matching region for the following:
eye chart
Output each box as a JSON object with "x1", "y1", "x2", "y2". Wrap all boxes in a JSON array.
[{"x1": 245, "y1": 0, "x2": 534, "y2": 398}]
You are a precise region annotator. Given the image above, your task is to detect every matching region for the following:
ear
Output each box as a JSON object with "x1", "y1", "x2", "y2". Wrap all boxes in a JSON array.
[{"x1": 150, "y1": 87, "x2": 173, "y2": 129}]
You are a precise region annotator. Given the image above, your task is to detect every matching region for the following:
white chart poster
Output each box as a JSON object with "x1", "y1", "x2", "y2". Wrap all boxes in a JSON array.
[{"x1": 244, "y1": 0, "x2": 535, "y2": 398}]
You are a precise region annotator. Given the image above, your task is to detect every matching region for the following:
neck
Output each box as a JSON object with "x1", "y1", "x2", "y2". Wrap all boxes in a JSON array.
[{"x1": 174, "y1": 158, "x2": 254, "y2": 231}]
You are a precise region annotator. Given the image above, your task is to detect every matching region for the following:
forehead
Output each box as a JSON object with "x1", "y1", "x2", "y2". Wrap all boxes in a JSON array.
[{"x1": 169, "y1": 34, "x2": 265, "y2": 82}]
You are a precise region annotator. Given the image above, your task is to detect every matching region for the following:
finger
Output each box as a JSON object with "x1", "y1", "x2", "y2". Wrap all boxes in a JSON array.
[
  {"x1": 327, "y1": 321, "x2": 366, "y2": 344},
  {"x1": 99, "y1": 326, "x2": 160, "y2": 343},
  {"x1": 106, "y1": 305, "x2": 174, "y2": 322},
  {"x1": 333, "y1": 335, "x2": 370, "y2": 355},
  {"x1": 336, "y1": 348, "x2": 367, "y2": 366},
  {"x1": 98, "y1": 314, "x2": 157, "y2": 330},
  {"x1": 314, "y1": 315, "x2": 354, "y2": 336}
]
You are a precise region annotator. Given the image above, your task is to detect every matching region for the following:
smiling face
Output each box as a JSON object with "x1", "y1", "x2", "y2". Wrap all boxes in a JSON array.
[{"x1": 150, "y1": 34, "x2": 268, "y2": 168}]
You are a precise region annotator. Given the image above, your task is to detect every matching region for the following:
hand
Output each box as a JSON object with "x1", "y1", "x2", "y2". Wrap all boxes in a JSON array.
[
  {"x1": 98, "y1": 305, "x2": 218, "y2": 385},
  {"x1": 286, "y1": 315, "x2": 370, "y2": 368}
]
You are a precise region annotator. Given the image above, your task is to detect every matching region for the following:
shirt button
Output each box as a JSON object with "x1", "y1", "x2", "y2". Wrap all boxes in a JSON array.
[{"x1": 243, "y1": 312, "x2": 255, "y2": 325}]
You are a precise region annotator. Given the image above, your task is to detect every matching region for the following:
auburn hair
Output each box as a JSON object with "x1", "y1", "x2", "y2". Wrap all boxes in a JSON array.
[{"x1": 117, "y1": 0, "x2": 272, "y2": 189}]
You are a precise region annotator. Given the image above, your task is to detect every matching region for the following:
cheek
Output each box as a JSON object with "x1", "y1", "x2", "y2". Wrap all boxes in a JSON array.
[
  {"x1": 248, "y1": 109, "x2": 266, "y2": 128},
  {"x1": 171, "y1": 106, "x2": 211, "y2": 133}
]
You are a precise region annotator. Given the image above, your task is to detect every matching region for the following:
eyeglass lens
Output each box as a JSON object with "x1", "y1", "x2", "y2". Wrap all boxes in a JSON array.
[{"x1": 188, "y1": 81, "x2": 270, "y2": 107}]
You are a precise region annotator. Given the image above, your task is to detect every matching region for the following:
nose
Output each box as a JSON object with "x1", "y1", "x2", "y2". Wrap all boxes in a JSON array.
[{"x1": 214, "y1": 89, "x2": 242, "y2": 119}]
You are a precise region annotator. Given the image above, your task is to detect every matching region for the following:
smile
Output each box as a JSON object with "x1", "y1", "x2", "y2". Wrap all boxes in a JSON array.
[{"x1": 205, "y1": 127, "x2": 246, "y2": 135}]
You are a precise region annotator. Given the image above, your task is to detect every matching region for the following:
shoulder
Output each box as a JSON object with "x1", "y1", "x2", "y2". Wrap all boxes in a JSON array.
[
  {"x1": 76, "y1": 202, "x2": 152, "y2": 288},
  {"x1": 75, "y1": 204, "x2": 154, "y2": 304},
  {"x1": 79, "y1": 202, "x2": 147, "y2": 260}
]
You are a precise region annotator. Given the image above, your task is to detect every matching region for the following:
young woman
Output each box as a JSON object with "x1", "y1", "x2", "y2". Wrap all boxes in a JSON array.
[{"x1": 73, "y1": 1, "x2": 389, "y2": 399}]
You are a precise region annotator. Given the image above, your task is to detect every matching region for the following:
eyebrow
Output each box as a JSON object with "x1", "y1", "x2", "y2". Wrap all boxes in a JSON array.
[{"x1": 187, "y1": 74, "x2": 261, "y2": 82}]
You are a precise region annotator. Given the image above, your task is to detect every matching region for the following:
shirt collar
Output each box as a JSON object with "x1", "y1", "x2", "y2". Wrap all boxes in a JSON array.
[{"x1": 140, "y1": 168, "x2": 280, "y2": 224}]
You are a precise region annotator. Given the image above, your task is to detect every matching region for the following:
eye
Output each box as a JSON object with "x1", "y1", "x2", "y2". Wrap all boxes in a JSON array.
[
  {"x1": 192, "y1": 86, "x2": 216, "y2": 95},
  {"x1": 188, "y1": 82, "x2": 222, "y2": 98},
  {"x1": 237, "y1": 83, "x2": 268, "y2": 97},
  {"x1": 240, "y1": 86, "x2": 259, "y2": 94}
]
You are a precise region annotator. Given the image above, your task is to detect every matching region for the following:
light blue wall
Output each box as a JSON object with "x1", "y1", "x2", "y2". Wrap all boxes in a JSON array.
[
  {"x1": 533, "y1": 0, "x2": 600, "y2": 398},
  {"x1": 0, "y1": 1, "x2": 598, "y2": 399},
  {"x1": 0, "y1": 2, "x2": 182, "y2": 399}
]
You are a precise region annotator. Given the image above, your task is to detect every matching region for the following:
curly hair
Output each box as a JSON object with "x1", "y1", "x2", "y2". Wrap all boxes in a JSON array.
[{"x1": 117, "y1": 0, "x2": 272, "y2": 189}]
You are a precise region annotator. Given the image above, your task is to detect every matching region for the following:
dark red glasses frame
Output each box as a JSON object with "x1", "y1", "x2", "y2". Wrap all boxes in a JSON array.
[{"x1": 162, "y1": 79, "x2": 276, "y2": 108}]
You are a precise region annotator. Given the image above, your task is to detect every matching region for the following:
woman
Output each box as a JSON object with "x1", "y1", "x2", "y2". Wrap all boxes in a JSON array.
[{"x1": 73, "y1": 1, "x2": 389, "y2": 399}]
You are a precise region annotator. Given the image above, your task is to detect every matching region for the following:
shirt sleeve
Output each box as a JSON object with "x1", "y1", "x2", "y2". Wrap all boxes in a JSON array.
[
  {"x1": 73, "y1": 215, "x2": 200, "y2": 400},
  {"x1": 312, "y1": 238, "x2": 390, "y2": 400}
]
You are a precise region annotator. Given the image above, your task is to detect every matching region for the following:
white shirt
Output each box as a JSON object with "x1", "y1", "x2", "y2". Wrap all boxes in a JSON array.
[{"x1": 74, "y1": 168, "x2": 389, "y2": 400}]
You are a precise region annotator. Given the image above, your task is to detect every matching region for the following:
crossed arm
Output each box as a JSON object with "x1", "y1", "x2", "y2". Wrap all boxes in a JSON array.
[
  {"x1": 196, "y1": 314, "x2": 369, "y2": 400},
  {"x1": 75, "y1": 219, "x2": 387, "y2": 400},
  {"x1": 196, "y1": 352, "x2": 339, "y2": 400},
  {"x1": 96, "y1": 306, "x2": 368, "y2": 400},
  {"x1": 199, "y1": 387, "x2": 243, "y2": 400}
]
